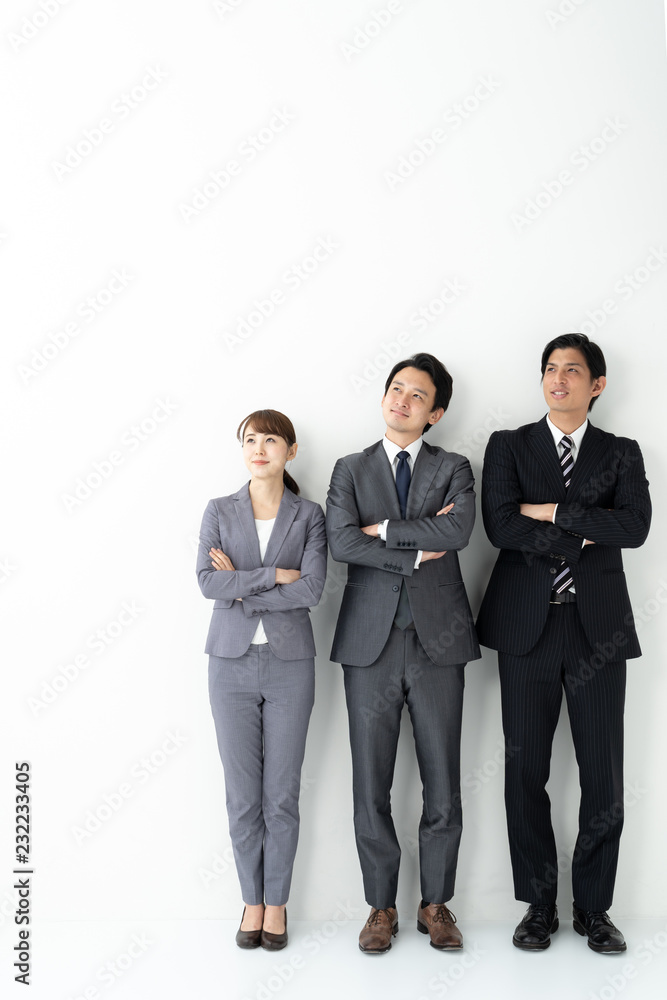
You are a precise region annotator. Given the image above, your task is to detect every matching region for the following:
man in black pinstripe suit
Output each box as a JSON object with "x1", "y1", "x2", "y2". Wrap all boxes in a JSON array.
[{"x1": 476, "y1": 334, "x2": 651, "y2": 953}]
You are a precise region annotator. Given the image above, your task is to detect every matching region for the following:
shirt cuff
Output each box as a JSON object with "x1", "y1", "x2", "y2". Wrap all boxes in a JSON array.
[
  {"x1": 551, "y1": 503, "x2": 558, "y2": 524},
  {"x1": 378, "y1": 519, "x2": 388, "y2": 541},
  {"x1": 414, "y1": 550, "x2": 423, "y2": 569}
]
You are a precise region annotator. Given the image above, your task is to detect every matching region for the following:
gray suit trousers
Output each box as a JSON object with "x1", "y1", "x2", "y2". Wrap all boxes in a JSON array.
[
  {"x1": 208, "y1": 646, "x2": 315, "y2": 905},
  {"x1": 343, "y1": 628, "x2": 465, "y2": 908}
]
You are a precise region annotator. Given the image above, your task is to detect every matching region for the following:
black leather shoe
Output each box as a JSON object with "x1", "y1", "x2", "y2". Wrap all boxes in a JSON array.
[
  {"x1": 573, "y1": 906, "x2": 626, "y2": 954},
  {"x1": 261, "y1": 909, "x2": 288, "y2": 951},
  {"x1": 235, "y1": 907, "x2": 262, "y2": 949},
  {"x1": 512, "y1": 904, "x2": 559, "y2": 950}
]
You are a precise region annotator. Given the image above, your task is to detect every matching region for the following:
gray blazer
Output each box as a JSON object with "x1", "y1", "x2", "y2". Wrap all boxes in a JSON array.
[
  {"x1": 197, "y1": 483, "x2": 327, "y2": 660},
  {"x1": 326, "y1": 439, "x2": 481, "y2": 667}
]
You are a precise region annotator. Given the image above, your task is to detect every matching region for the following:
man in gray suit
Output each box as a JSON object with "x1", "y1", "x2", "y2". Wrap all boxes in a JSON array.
[{"x1": 326, "y1": 353, "x2": 480, "y2": 954}]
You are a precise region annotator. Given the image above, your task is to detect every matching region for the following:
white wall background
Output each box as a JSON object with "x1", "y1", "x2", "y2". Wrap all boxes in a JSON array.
[{"x1": 2, "y1": 0, "x2": 667, "y2": 969}]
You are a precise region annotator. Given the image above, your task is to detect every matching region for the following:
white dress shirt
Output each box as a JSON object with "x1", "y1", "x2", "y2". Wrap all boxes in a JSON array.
[
  {"x1": 250, "y1": 517, "x2": 275, "y2": 644},
  {"x1": 546, "y1": 414, "x2": 588, "y2": 585},
  {"x1": 378, "y1": 435, "x2": 424, "y2": 568}
]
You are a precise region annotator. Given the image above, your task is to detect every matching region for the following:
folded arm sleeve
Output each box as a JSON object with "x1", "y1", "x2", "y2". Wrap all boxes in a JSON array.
[
  {"x1": 384, "y1": 456, "x2": 476, "y2": 551},
  {"x1": 326, "y1": 459, "x2": 417, "y2": 576},
  {"x1": 554, "y1": 439, "x2": 651, "y2": 547},
  {"x1": 481, "y1": 432, "x2": 586, "y2": 564},
  {"x1": 196, "y1": 500, "x2": 275, "y2": 599},
  {"x1": 241, "y1": 506, "x2": 328, "y2": 616}
]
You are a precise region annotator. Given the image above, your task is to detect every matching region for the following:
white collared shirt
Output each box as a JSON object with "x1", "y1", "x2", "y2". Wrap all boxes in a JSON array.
[
  {"x1": 546, "y1": 413, "x2": 588, "y2": 464},
  {"x1": 378, "y1": 435, "x2": 424, "y2": 567},
  {"x1": 250, "y1": 517, "x2": 275, "y2": 644},
  {"x1": 547, "y1": 414, "x2": 589, "y2": 571}
]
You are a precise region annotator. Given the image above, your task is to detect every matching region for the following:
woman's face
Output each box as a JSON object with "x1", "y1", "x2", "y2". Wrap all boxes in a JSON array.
[{"x1": 241, "y1": 425, "x2": 296, "y2": 480}]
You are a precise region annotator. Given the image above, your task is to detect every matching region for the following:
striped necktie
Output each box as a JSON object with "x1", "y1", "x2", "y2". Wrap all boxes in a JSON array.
[{"x1": 552, "y1": 435, "x2": 574, "y2": 594}]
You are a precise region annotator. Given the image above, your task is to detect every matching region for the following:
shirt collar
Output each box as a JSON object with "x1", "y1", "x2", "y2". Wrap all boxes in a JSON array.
[
  {"x1": 382, "y1": 434, "x2": 423, "y2": 467},
  {"x1": 546, "y1": 414, "x2": 588, "y2": 456}
]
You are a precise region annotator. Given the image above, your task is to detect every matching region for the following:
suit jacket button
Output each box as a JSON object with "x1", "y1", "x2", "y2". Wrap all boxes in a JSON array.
[
  {"x1": 549, "y1": 567, "x2": 556, "y2": 574},
  {"x1": 392, "y1": 585, "x2": 399, "y2": 592}
]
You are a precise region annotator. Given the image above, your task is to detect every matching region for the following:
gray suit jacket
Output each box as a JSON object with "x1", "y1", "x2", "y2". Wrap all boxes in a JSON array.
[
  {"x1": 197, "y1": 484, "x2": 327, "y2": 660},
  {"x1": 326, "y1": 439, "x2": 481, "y2": 667}
]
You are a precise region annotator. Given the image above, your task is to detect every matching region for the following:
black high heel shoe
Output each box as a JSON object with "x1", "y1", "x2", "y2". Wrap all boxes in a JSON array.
[
  {"x1": 235, "y1": 906, "x2": 263, "y2": 949},
  {"x1": 261, "y1": 909, "x2": 288, "y2": 951}
]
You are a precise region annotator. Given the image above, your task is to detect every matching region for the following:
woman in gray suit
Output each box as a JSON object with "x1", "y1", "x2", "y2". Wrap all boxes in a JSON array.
[{"x1": 197, "y1": 409, "x2": 327, "y2": 950}]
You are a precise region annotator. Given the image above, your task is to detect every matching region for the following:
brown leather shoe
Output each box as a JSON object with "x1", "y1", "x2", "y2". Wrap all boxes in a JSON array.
[
  {"x1": 235, "y1": 906, "x2": 262, "y2": 949},
  {"x1": 417, "y1": 903, "x2": 463, "y2": 950},
  {"x1": 358, "y1": 907, "x2": 399, "y2": 954}
]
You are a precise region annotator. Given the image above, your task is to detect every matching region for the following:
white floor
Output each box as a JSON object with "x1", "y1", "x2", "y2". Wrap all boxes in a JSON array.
[{"x1": 6, "y1": 917, "x2": 667, "y2": 1000}]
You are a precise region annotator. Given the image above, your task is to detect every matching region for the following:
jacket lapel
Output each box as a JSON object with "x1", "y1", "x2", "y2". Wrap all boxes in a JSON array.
[
  {"x1": 233, "y1": 483, "x2": 262, "y2": 566},
  {"x1": 361, "y1": 441, "x2": 402, "y2": 519},
  {"x1": 263, "y1": 488, "x2": 299, "y2": 567},
  {"x1": 528, "y1": 417, "x2": 568, "y2": 500},
  {"x1": 568, "y1": 422, "x2": 607, "y2": 499},
  {"x1": 407, "y1": 443, "x2": 442, "y2": 518}
]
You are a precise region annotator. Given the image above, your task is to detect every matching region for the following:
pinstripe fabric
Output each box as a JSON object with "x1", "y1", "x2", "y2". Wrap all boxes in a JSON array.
[
  {"x1": 499, "y1": 605, "x2": 625, "y2": 910},
  {"x1": 476, "y1": 418, "x2": 651, "y2": 656},
  {"x1": 477, "y1": 415, "x2": 650, "y2": 911}
]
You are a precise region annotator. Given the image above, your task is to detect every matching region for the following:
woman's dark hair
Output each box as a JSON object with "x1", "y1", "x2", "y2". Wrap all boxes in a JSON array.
[
  {"x1": 383, "y1": 352, "x2": 454, "y2": 433},
  {"x1": 236, "y1": 409, "x2": 299, "y2": 494},
  {"x1": 540, "y1": 333, "x2": 607, "y2": 411}
]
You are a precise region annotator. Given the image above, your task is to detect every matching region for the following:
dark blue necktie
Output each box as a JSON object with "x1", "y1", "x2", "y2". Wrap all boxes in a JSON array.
[
  {"x1": 394, "y1": 451, "x2": 413, "y2": 629},
  {"x1": 395, "y1": 451, "x2": 411, "y2": 518}
]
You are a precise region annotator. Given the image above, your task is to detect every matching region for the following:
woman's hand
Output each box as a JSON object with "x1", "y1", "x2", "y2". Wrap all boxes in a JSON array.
[
  {"x1": 275, "y1": 568, "x2": 301, "y2": 585},
  {"x1": 210, "y1": 548, "x2": 235, "y2": 571}
]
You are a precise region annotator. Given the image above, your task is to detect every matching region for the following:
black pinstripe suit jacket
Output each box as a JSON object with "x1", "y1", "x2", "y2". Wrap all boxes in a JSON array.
[{"x1": 475, "y1": 416, "x2": 651, "y2": 658}]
